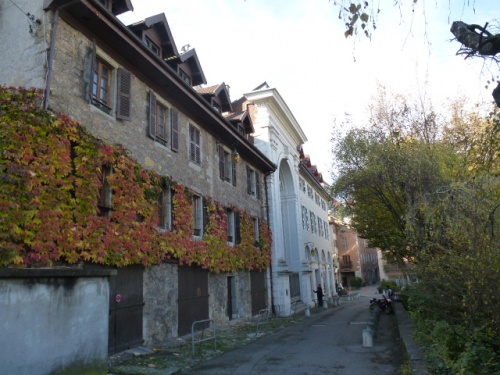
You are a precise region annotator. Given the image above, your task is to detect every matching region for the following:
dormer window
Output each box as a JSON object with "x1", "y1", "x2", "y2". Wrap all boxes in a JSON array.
[
  {"x1": 212, "y1": 101, "x2": 221, "y2": 113},
  {"x1": 237, "y1": 123, "x2": 245, "y2": 136},
  {"x1": 179, "y1": 69, "x2": 192, "y2": 86},
  {"x1": 144, "y1": 36, "x2": 160, "y2": 56}
]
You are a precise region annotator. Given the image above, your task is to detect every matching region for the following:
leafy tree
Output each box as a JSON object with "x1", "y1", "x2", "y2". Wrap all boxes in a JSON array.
[
  {"x1": 332, "y1": 88, "x2": 500, "y2": 372},
  {"x1": 405, "y1": 175, "x2": 500, "y2": 374},
  {"x1": 444, "y1": 102, "x2": 500, "y2": 175}
]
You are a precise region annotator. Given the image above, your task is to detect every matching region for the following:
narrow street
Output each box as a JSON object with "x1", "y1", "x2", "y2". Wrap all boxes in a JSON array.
[{"x1": 185, "y1": 286, "x2": 405, "y2": 375}]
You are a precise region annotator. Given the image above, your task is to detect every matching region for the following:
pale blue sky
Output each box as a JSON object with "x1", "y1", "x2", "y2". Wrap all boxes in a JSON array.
[{"x1": 119, "y1": 1, "x2": 500, "y2": 182}]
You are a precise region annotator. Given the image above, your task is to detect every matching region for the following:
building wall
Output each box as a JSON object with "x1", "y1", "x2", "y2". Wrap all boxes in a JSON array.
[
  {"x1": 299, "y1": 172, "x2": 335, "y2": 302},
  {"x1": 0, "y1": 0, "x2": 48, "y2": 89},
  {"x1": 246, "y1": 88, "x2": 307, "y2": 314},
  {"x1": 336, "y1": 225, "x2": 362, "y2": 287},
  {"x1": 0, "y1": 269, "x2": 113, "y2": 375},
  {"x1": 49, "y1": 19, "x2": 263, "y2": 217},
  {"x1": 1, "y1": 6, "x2": 271, "y2": 348},
  {"x1": 143, "y1": 263, "x2": 178, "y2": 345},
  {"x1": 359, "y1": 242, "x2": 380, "y2": 285},
  {"x1": 208, "y1": 271, "x2": 252, "y2": 325}
]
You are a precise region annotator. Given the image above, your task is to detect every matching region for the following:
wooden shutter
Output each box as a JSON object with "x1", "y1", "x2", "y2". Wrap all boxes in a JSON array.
[
  {"x1": 235, "y1": 212, "x2": 241, "y2": 244},
  {"x1": 202, "y1": 197, "x2": 208, "y2": 234},
  {"x1": 87, "y1": 39, "x2": 96, "y2": 102},
  {"x1": 232, "y1": 160, "x2": 237, "y2": 186},
  {"x1": 148, "y1": 92, "x2": 157, "y2": 139},
  {"x1": 171, "y1": 109, "x2": 179, "y2": 151},
  {"x1": 116, "y1": 68, "x2": 132, "y2": 120},
  {"x1": 256, "y1": 172, "x2": 261, "y2": 199},
  {"x1": 246, "y1": 166, "x2": 252, "y2": 194},
  {"x1": 158, "y1": 187, "x2": 165, "y2": 228},
  {"x1": 170, "y1": 188, "x2": 176, "y2": 230},
  {"x1": 195, "y1": 129, "x2": 201, "y2": 164},
  {"x1": 189, "y1": 126, "x2": 195, "y2": 161},
  {"x1": 218, "y1": 145, "x2": 225, "y2": 180}
]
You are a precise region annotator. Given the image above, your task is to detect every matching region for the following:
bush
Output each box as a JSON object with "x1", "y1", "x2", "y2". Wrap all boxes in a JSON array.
[
  {"x1": 350, "y1": 277, "x2": 363, "y2": 289},
  {"x1": 379, "y1": 279, "x2": 400, "y2": 292}
]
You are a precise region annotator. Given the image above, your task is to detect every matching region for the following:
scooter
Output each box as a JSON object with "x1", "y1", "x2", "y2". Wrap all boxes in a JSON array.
[{"x1": 369, "y1": 296, "x2": 394, "y2": 314}]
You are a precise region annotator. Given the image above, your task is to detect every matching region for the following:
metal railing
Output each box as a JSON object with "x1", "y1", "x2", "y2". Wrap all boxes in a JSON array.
[
  {"x1": 255, "y1": 308, "x2": 269, "y2": 334},
  {"x1": 191, "y1": 319, "x2": 216, "y2": 355}
]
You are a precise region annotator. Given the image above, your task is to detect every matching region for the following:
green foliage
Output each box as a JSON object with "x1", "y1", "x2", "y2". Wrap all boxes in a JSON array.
[
  {"x1": 350, "y1": 276, "x2": 363, "y2": 289},
  {"x1": 332, "y1": 88, "x2": 500, "y2": 372},
  {"x1": 0, "y1": 86, "x2": 272, "y2": 272},
  {"x1": 379, "y1": 279, "x2": 400, "y2": 292}
]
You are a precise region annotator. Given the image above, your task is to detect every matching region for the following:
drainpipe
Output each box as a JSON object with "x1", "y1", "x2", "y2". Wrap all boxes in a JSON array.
[{"x1": 43, "y1": 1, "x2": 80, "y2": 109}]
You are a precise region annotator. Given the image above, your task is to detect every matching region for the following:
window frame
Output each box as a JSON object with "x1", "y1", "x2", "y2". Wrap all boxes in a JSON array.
[
  {"x1": 193, "y1": 194, "x2": 203, "y2": 237},
  {"x1": 156, "y1": 101, "x2": 169, "y2": 145},
  {"x1": 307, "y1": 185, "x2": 313, "y2": 199},
  {"x1": 178, "y1": 68, "x2": 192, "y2": 86},
  {"x1": 301, "y1": 206, "x2": 308, "y2": 230},
  {"x1": 246, "y1": 166, "x2": 261, "y2": 198},
  {"x1": 219, "y1": 145, "x2": 236, "y2": 185},
  {"x1": 189, "y1": 124, "x2": 201, "y2": 165},
  {"x1": 88, "y1": 42, "x2": 132, "y2": 120},
  {"x1": 310, "y1": 211, "x2": 316, "y2": 233},
  {"x1": 226, "y1": 208, "x2": 235, "y2": 244},
  {"x1": 299, "y1": 177, "x2": 306, "y2": 193},
  {"x1": 144, "y1": 35, "x2": 161, "y2": 56},
  {"x1": 92, "y1": 57, "x2": 112, "y2": 113}
]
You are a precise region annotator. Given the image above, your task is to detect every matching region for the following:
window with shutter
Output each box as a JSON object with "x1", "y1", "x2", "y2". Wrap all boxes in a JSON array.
[
  {"x1": 156, "y1": 102, "x2": 168, "y2": 145},
  {"x1": 189, "y1": 124, "x2": 201, "y2": 164},
  {"x1": 226, "y1": 208, "x2": 235, "y2": 243},
  {"x1": 202, "y1": 197, "x2": 208, "y2": 233},
  {"x1": 116, "y1": 68, "x2": 131, "y2": 120},
  {"x1": 193, "y1": 195, "x2": 202, "y2": 236},
  {"x1": 219, "y1": 145, "x2": 226, "y2": 180},
  {"x1": 148, "y1": 92, "x2": 157, "y2": 139},
  {"x1": 255, "y1": 173, "x2": 261, "y2": 199},
  {"x1": 246, "y1": 166, "x2": 252, "y2": 194},
  {"x1": 246, "y1": 167, "x2": 260, "y2": 198},
  {"x1": 231, "y1": 161, "x2": 237, "y2": 187},
  {"x1": 235, "y1": 212, "x2": 241, "y2": 244},
  {"x1": 92, "y1": 58, "x2": 113, "y2": 114},
  {"x1": 219, "y1": 145, "x2": 236, "y2": 184},
  {"x1": 171, "y1": 109, "x2": 179, "y2": 152}
]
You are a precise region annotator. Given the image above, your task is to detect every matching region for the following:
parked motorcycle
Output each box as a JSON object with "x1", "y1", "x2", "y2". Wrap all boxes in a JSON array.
[{"x1": 369, "y1": 296, "x2": 394, "y2": 314}]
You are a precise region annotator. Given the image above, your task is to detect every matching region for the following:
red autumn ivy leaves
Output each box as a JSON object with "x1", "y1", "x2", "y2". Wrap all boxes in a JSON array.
[{"x1": 0, "y1": 87, "x2": 272, "y2": 272}]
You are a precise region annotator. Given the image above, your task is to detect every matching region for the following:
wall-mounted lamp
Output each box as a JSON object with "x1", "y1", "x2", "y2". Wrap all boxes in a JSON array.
[
  {"x1": 310, "y1": 248, "x2": 317, "y2": 257},
  {"x1": 231, "y1": 149, "x2": 240, "y2": 163}
]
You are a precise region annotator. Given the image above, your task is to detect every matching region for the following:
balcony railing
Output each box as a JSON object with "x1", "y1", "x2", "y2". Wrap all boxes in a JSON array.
[{"x1": 339, "y1": 261, "x2": 353, "y2": 269}]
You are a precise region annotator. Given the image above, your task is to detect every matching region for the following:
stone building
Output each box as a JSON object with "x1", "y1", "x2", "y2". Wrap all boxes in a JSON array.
[
  {"x1": 333, "y1": 220, "x2": 362, "y2": 288},
  {"x1": 0, "y1": 0, "x2": 275, "y2": 353}
]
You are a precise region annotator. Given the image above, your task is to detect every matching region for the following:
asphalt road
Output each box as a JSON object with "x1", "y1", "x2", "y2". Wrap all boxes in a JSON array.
[{"x1": 184, "y1": 286, "x2": 405, "y2": 375}]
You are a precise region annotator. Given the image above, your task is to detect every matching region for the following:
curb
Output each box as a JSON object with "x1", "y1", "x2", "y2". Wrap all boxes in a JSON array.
[{"x1": 393, "y1": 302, "x2": 430, "y2": 375}]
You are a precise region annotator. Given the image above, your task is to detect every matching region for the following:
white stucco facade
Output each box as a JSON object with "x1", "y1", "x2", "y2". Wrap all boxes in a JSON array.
[
  {"x1": 245, "y1": 83, "x2": 332, "y2": 315},
  {"x1": 299, "y1": 166, "x2": 337, "y2": 307}
]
